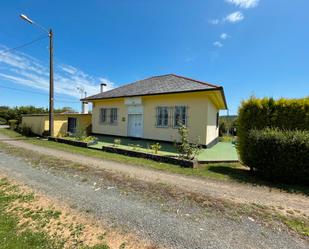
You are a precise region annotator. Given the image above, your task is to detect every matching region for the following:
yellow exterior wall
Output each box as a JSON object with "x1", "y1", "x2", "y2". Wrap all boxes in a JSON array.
[
  {"x1": 91, "y1": 91, "x2": 220, "y2": 145},
  {"x1": 92, "y1": 98, "x2": 128, "y2": 136},
  {"x1": 22, "y1": 114, "x2": 92, "y2": 137},
  {"x1": 206, "y1": 100, "x2": 219, "y2": 145},
  {"x1": 142, "y1": 92, "x2": 208, "y2": 144},
  {"x1": 22, "y1": 116, "x2": 48, "y2": 136}
]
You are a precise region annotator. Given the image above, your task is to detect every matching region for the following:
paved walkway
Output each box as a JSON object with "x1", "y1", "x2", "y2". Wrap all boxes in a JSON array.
[
  {"x1": 198, "y1": 142, "x2": 238, "y2": 161},
  {"x1": 0, "y1": 133, "x2": 308, "y2": 214}
]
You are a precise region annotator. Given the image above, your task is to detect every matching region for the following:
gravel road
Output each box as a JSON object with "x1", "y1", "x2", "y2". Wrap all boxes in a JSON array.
[
  {"x1": 0, "y1": 133, "x2": 308, "y2": 215},
  {"x1": 0, "y1": 150, "x2": 307, "y2": 249}
]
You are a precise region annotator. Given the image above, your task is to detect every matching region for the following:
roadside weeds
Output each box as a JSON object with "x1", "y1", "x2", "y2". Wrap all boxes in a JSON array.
[{"x1": 0, "y1": 175, "x2": 161, "y2": 249}]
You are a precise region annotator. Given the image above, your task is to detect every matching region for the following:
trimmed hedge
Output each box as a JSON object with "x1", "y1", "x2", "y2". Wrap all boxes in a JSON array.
[
  {"x1": 245, "y1": 128, "x2": 309, "y2": 184},
  {"x1": 238, "y1": 97, "x2": 309, "y2": 166}
]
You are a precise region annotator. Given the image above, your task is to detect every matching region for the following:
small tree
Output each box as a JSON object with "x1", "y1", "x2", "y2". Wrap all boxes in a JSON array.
[
  {"x1": 150, "y1": 143, "x2": 161, "y2": 154},
  {"x1": 176, "y1": 125, "x2": 200, "y2": 160}
]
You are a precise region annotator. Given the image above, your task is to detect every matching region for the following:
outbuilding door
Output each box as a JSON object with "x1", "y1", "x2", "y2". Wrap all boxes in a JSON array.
[
  {"x1": 128, "y1": 114, "x2": 143, "y2": 138},
  {"x1": 68, "y1": 117, "x2": 77, "y2": 133}
]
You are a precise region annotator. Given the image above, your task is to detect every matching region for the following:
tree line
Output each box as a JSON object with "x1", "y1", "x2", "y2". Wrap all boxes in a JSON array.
[{"x1": 0, "y1": 106, "x2": 76, "y2": 124}]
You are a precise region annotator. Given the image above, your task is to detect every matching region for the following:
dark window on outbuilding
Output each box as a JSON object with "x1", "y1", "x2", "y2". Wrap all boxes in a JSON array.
[{"x1": 68, "y1": 117, "x2": 77, "y2": 133}]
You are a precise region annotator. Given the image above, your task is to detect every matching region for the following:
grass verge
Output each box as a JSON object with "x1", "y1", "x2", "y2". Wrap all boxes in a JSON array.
[
  {"x1": 0, "y1": 128, "x2": 308, "y2": 196},
  {"x1": 0, "y1": 177, "x2": 111, "y2": 249}
]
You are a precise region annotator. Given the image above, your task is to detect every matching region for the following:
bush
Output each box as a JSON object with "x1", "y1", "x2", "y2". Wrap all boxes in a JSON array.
[
  {"x1": 0, "y1": 117, "x2": 6, "y2": 125},
  {"x1": 150, "y1": 143, "x2": 161, "y2": 154},
  {"x1": 16, "y1": 125, "x2": 33, "y2": 136},
  {"x1": 238, "y1": 97, "x2": 309, "y2": 165},
  {"x1": 245, "y1": 128, "x2": 309, "y2": 185},
  {"x1": 113, "y1": 139, "x2": 121, "y2": 147},
  {"x1": 8, "y1": 120, "x2": 18, "y2": 130},
  {"x1": 176, "y1": 125, "x2": 200, "y2": 160}
]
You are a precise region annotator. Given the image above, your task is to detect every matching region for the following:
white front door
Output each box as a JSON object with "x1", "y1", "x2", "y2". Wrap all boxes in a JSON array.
[{"x1": 128, "y1": 114, "x2": 143, "y2": 137}]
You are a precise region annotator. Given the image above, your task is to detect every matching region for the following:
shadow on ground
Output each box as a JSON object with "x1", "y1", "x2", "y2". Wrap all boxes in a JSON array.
[{"x1": 208, "y1": 165, "x2": 309, "y2": 196}]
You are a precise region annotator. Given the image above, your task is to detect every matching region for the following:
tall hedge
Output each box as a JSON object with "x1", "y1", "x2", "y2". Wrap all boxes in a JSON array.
[
  {"x1": 238, "y1": 97, "x2": 309, "y2": 167},
  {"x1": 246, "y1": 129, "x2": 309, "y2": 184}
]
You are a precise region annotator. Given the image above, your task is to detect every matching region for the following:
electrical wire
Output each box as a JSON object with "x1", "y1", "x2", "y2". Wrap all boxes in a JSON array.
[
  {"x1": 0, "y1": 84, "x2": 80, "y2": 103},
  {"x1": 0, "y1": 35, "x2": 48, "y2": 55}
]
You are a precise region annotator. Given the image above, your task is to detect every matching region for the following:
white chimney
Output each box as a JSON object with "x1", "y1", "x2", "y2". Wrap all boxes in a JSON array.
[
  {"x1": 81, "y1": 91, "x2": 88, "y2": 114},
  {"x1": 100, "y1": 83, "x2": 107, "y2": 93},
  {"x1": 82, "y1": 101, "x2": 88, "y2": 114}
]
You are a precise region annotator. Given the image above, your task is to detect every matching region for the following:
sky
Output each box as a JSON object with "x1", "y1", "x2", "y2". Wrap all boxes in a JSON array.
[{"x1": 0, "y1": 0, "x2": 308, "y2": 115}]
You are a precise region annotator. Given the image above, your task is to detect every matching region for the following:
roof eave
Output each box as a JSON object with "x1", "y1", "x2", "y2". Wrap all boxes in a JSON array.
[{"x1": 81, "y1": 88, "x2": 224, "y2": 102}]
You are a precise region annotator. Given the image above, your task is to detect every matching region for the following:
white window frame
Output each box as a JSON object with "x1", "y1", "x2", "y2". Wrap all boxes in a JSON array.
[
  {"x1": 100, "y1": 108, "x2": 107, "y2": 123},
  {"x1": 156, "y1": 106, "x2": 169, "y2": 128},
  {"x1": 100, "y1": 108, "x2": 118, "y2": 125},
  {"x1": 174, "y1": 106, "x2": 187, "y2": 128},
  {"x1": 110, "y1": 108, "x2": 118, "y2": 125}
]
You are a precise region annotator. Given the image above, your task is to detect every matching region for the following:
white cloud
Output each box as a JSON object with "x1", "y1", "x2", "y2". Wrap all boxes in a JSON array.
[
  {"x1": 213, "y1": 41, "x2": 223, "y2": 48},
  {"x1": 210, "y1": 19, "x2": 220, "y2": 25},
  {"x1": 220, "y1": 33, "x2": 229, "y2": 40},
  {"x1": 225, "y1": 0, "x2": 259, "y2": 9},
  {"x1": 225, "y1": 11, "x2": 244, "y2": 23},
  {"x1": 0, "y1": 44, "x2": 114, "y2": 99}
]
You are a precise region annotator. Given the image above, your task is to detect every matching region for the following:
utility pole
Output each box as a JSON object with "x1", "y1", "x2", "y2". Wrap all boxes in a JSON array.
[
  {"x1": 49, "y1": 29, "x2": 54, "y2": 137},
  {"x1": 20, "y1": 14, "x2": 54, "y2": 136}
]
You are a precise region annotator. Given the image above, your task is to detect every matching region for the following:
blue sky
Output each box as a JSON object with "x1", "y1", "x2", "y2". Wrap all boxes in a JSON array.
[{"x1": 0, "y1": 0, "x2": 308, "y2": 115}]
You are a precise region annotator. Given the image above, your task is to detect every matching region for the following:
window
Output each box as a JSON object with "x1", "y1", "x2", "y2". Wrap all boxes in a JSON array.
[
  {"x1": 100, "y1": 108, "x2": 118, "y2": 125},
  {"x1": 100, "y1": 108, "x2": 107, "y2": 123},
  {"x1": 156, "y1": 107, "x2": 169, "y2": 127},
  {"x1": 67, "y1": 117, "x2": 77, "y2": 133},
  {"x1": 110, "y1": 108, "x2": 118, "y2": 124},
  {"x1": 174, "y1": 106, "x2": 187, "y2": 127}
]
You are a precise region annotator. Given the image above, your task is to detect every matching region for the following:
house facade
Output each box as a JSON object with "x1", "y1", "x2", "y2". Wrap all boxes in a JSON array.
[{"x1": 83, "y1": 74, "x2": 227, "y2": 146}]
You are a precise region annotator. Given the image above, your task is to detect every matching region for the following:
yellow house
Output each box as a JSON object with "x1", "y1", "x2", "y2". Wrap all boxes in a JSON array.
[
  {"x1": 22, "y1": 113, "x2": 92, "y2": 137},
  {"x1": 83, "y1": 74, "x2": 227, "y2": 147}
]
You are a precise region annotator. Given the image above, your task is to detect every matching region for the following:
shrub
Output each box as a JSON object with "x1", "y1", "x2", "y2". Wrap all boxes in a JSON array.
[
  {"x1": 176, "y1": 125, "x2": 200, "y2": 160},
  {"x1": 150, "y1": 143, "x2": 161, "y2": 154},
  {"x1": 8, "y1": 119, "x2": 18, "y2": 130},
  {"x1": 17, "y1": 125, "x2": 33, "y2": 136},
  {"x1": 113, "y1": 139, "x2": 121, "y2": 147},
  {"x1": 238, "y1": 97, "x2": 309, "y2": 166},
  {"x1": 245, "y1": 128, "x2": 309, "y2": 185},
  {"x1": 0, "y1": 117, "x2": 6, "y2": 125},
  {"x1": 80, "y1": 136, "x2": 96, "y2": 143},
  {"x1": 129, "y1": 144, "x2": 141, "y2": 151}
]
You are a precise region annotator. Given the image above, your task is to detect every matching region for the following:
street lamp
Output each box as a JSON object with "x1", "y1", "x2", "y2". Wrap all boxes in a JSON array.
[{"x1": 20, "y1": 14, "x2": 54, "y2": 137}]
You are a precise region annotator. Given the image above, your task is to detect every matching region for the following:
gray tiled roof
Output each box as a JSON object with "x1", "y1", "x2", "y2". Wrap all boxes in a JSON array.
[{"x1": 83, "y1": 74, "x2": 222, "y2": 101}]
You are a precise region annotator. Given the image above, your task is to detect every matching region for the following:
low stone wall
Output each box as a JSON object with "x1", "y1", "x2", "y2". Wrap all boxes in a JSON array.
[
  {"x1": 48, "y1": 137, "x2": 88, "y2": 148},
  {"x1": 101, "y1": 146, "x2": 196, "y2": 168}
]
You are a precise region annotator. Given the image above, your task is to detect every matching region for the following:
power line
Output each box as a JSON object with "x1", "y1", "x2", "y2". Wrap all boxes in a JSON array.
[
  {"x1": 0, "y1": 84, "x2": 80, "y2": 103},
  {"x1": 0, "y1": 35, "x2": 48, "y2": 55}
]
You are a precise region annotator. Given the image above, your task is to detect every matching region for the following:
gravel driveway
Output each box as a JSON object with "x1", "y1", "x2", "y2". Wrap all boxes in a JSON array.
[
  {"x1": 0, "y1": 133, "x2": 308, "y2": 215},
  {"x1": 0, "y1": 150, "x2": 307, "y2": 249}
]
